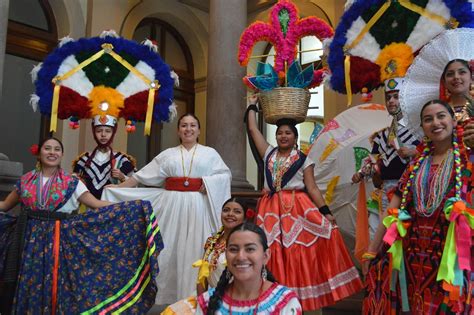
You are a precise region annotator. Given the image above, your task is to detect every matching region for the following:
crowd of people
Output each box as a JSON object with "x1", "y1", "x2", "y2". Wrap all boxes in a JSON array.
[{"x1": 0, "y1": 17, "x2": 473, "y2": 315}]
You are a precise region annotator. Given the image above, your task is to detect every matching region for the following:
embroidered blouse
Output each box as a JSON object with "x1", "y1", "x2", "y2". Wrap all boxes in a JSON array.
[{"x1": 196, "y1": 282, "x2": 302, "y2": 315}]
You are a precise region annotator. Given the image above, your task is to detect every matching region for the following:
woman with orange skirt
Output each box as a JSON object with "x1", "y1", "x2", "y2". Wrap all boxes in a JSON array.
[{"x1": 245, "y1": 96, "x2": 363, "y2": 311}]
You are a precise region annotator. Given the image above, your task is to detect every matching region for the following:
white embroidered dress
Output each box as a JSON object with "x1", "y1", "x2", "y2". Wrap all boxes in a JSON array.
[{"x1": 102, "y1": 144, "x2": 231, "y2": 304}]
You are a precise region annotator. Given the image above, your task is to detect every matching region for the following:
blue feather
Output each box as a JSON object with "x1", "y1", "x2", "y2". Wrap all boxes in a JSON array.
[
  {"x1": 35, "y1": 35, "x2": 174, "y2": 122},
  {"x1": 328, "y1": 0, "x2": 474, "y2": 94}
]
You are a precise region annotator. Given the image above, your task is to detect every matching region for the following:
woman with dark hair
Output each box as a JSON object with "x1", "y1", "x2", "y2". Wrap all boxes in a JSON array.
[
  {"x1": 245, "y1": 96, "x2": 362, "y2": 311},
  {"x1": 196, "y1": 222, "x2": 302, "y2": 314},
  {"x1": 440, "y1": 59, "x2": 472, "y2": 122},
  {"x1": 105, "y1": 113, "x2": 232, "y2": 303},
  {"x1": 0, "y1": 137, "x2": 162, "y2": 314},
  {"x1": 163, "y1": 198, "x2": 254, "y2": 314},
  {"x1": 363, "y1": 99, "x2": 474, "y2": 313}
]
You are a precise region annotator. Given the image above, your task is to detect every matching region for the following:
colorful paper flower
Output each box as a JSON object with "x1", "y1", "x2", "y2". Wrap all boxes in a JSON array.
[{"x1": 238, "y1": 0, "x2": 333, "y2": 88}]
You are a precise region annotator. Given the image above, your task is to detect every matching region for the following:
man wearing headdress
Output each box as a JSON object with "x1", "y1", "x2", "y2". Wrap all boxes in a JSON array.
[
  {"x1": 73, "y1": 113, "x2": 136, "y2": 199},
  {"x1": 352, "y1": 78, "x2": 419, "y2": 228}
]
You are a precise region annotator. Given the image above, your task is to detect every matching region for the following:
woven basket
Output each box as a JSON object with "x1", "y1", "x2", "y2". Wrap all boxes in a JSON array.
[{"x1": 259, "y1": 87, "x2": 310, "y2": 124}]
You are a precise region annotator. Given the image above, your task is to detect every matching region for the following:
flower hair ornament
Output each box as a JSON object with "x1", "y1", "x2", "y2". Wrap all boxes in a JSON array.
[
  {"x1": 29, "y1": 144, "x2": 39, "y2": 156},
  {"x1": 30, "y1": 30, "x2": 177, "y2": 135},
  {"x1": 245, "y1": 208, "x2": 256, "y2": 221},
  {"x1": 327, "y1": 0, "x2": 473, "y2": 105}
]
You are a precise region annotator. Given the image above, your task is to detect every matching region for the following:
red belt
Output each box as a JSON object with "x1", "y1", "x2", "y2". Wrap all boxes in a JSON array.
[{"x1": 165, "y1": 177, "x2": 202, "y2": 191}]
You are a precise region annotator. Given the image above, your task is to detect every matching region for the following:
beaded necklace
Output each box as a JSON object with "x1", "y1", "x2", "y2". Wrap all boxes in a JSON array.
[
  {"x1": 180, "y1": 144, "x2": 198, "y2": 187},
  {"x1": 398, "y1": 132, "x2": 462, "y2": 217},
  {"x1": 36, "y1": 170, "x2": 59, "y2": 210},
  {"x1": 412, "y1": 149, "x2": 454, "y2": 217},
  {"x1": 271, "y1": 150, "x2": 293, "y2": 191},
  {"x1": 203, "y1": 227, "x2": 226, "y2": 270}
]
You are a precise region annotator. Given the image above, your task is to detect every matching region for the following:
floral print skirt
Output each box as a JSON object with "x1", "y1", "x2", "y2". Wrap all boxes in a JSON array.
[{"x1": 0, "y1": 200, "x2": 163, "y2": 314}]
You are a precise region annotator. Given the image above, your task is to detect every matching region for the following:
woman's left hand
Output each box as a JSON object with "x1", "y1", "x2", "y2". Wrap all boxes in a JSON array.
[
  {"x1": 199, "y1": 184, "x2": 207, "y2": 194},
  {"x1": 324, "y1": 214, "x2": 337, "y2": 225},
  {"x1": 463, "y1": 120, "x2": 474, "y2": 148}
]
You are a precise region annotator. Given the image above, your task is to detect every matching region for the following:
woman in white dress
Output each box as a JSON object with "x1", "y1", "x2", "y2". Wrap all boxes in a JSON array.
[{"x1": 104, "y1": 113, "x2": 232, "y2": 304}]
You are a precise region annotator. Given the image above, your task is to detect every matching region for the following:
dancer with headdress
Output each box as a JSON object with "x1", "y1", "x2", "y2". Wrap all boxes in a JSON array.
[
  {"x1": 351, "y1": 77, "x2": 419, "y2": 225},
  {"x1": 72, "y1": 114, "x2": 136, "y2": 199},
  {"x1": 236, "y1": 1, "x2": 362, "y2": 309},
  {"x1": 0, "y1": 30, "x2": 178, "y2": 313},
  {"x1": 363, "y1": 27, "x2": 474, "y2": 314},
  {"x1": 245, "y1": 98, "x2": 362, "y2": 310},
  {"x1": 401, "y1": 28, "x2": 474, "y2": 144}
]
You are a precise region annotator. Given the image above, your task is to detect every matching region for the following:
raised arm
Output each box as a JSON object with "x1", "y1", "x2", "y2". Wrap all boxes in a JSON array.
[
  {"x1": 246, "y1": 95, "x2": 270, "y2": 159},
  {"x1": 0, "y1": 190, "x2": 20, "y2": 212}
]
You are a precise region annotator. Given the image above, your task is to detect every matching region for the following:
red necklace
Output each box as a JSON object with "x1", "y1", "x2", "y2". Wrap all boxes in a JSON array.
[{"x1": 228, "y1": 280, "x2": 264, "y2": 315}]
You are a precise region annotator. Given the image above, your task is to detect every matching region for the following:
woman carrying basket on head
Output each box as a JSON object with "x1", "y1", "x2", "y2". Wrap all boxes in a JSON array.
[{"x1": 245, "y1": 95, "x2": 362, "y2": 311}]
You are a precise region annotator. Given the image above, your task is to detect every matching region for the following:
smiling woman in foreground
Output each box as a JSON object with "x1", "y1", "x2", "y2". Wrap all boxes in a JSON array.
[{"x1": 196, "y1": 222, "x2": 302, "y2": 314}]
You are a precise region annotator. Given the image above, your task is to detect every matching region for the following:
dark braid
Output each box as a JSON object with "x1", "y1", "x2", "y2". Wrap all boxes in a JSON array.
[
  {"x1": 205, "y1": 222, "x2": 278, "y2": 314},
  {"x1": 206, "y1": 267, "x2": 231, "y2": 315},
  {"x1": 264, "y1": 268, "x2": 277, "y2": 283}
]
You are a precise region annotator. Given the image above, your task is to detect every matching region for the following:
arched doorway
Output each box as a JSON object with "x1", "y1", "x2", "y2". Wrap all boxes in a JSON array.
[
  {"x1": 2, "y1": 0, "x2": 57, "y2": 171},
  {"x1": 128, "y1": 18, "x2": 195, "y2": 168}
]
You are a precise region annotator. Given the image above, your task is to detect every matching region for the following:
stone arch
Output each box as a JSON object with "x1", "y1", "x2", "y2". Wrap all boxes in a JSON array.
[
  {"x1": 120, "y1": 0, "x2": 208, "y2": 79},
  {"x1": 49, "y1": 0, "x2": 86, "y2": 38}
]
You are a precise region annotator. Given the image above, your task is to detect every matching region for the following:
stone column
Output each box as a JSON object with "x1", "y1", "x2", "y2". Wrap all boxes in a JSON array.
[
  {"x1": 0, "y1": 0, "x2": 9, "y2": 104},
  {"x1": 0, "y1": 0, "x2": 22, "y2": 209},
  {"x1": 207, "y1": 0, "x2": 253, "y2": 190}
]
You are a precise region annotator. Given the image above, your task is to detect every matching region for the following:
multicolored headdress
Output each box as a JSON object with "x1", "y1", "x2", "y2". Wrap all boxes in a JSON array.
[
  {"x1": 30, "y1": 30, "x2": 177, "y2": 135},
  {"x1": 327, "y1": 0, "x2": 474, "y2": 105}
]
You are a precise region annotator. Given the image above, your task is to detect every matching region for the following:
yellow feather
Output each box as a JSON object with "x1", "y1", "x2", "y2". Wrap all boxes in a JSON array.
[
  {"x1": 88, "y1": 86, "x2": 125, "y2": 118},
  {"x1": 325, "y1": 176, "x2": 340, "y2": 205},
  {"x1": 375, "y1": 43, "x2": 414, "y2": 81},
  {"x1": 319, "y1": 138, "x2": 339, "y2": 162}
]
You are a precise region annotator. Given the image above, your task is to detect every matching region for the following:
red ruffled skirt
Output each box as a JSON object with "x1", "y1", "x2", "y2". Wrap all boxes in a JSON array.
[{"x1": 257, "y1": 190, "x2": 363, "y2": 311}]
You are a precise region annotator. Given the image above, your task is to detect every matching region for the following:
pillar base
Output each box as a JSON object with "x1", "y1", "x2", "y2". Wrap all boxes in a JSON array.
[{"x1": 231, "y1": 177, "x2": 255, "y2": 192}]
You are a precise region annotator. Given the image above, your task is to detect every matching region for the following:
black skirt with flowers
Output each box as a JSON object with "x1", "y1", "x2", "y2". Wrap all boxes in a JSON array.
[{"x1": 0, "y1": 200, "x2": 163, "y2": 314}]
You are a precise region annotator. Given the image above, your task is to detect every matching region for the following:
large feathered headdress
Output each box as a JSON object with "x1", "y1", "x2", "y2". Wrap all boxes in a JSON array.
[
  {"x1": 326, "y1": 0, "x2": 473, "y2": 105},
  {"x1": 30, "y1": 30, "x2": 178, "y2": 135}
]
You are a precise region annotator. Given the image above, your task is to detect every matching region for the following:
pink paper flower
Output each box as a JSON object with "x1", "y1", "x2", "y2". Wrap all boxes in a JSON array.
[{"x1": 238, "y1": 0, "x2": 333, "y2": 86}]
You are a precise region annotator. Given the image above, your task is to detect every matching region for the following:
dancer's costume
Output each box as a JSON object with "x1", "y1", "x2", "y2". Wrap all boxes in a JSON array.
[
  {"x1": 196, "y1": 283, "x2": 302, "y2": 315},
  {"x1": 162, "y1": 228, "x2": 228, "y2": 315},
  {"x1": 103, "y1": 143, "x2": 231, "y2": 304},
  {"x1": 0, "y1": 176, "x2": 162, "y2": 313},
  {"x1": 358, "y1": 79, "x2": 419, "y2": 223},
  {"x1": 72, "y1": 114, "x2": 136, "y2": 199},
  {"x1": 0, "y1": 30, "x2": 179, "y2": 313}
]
